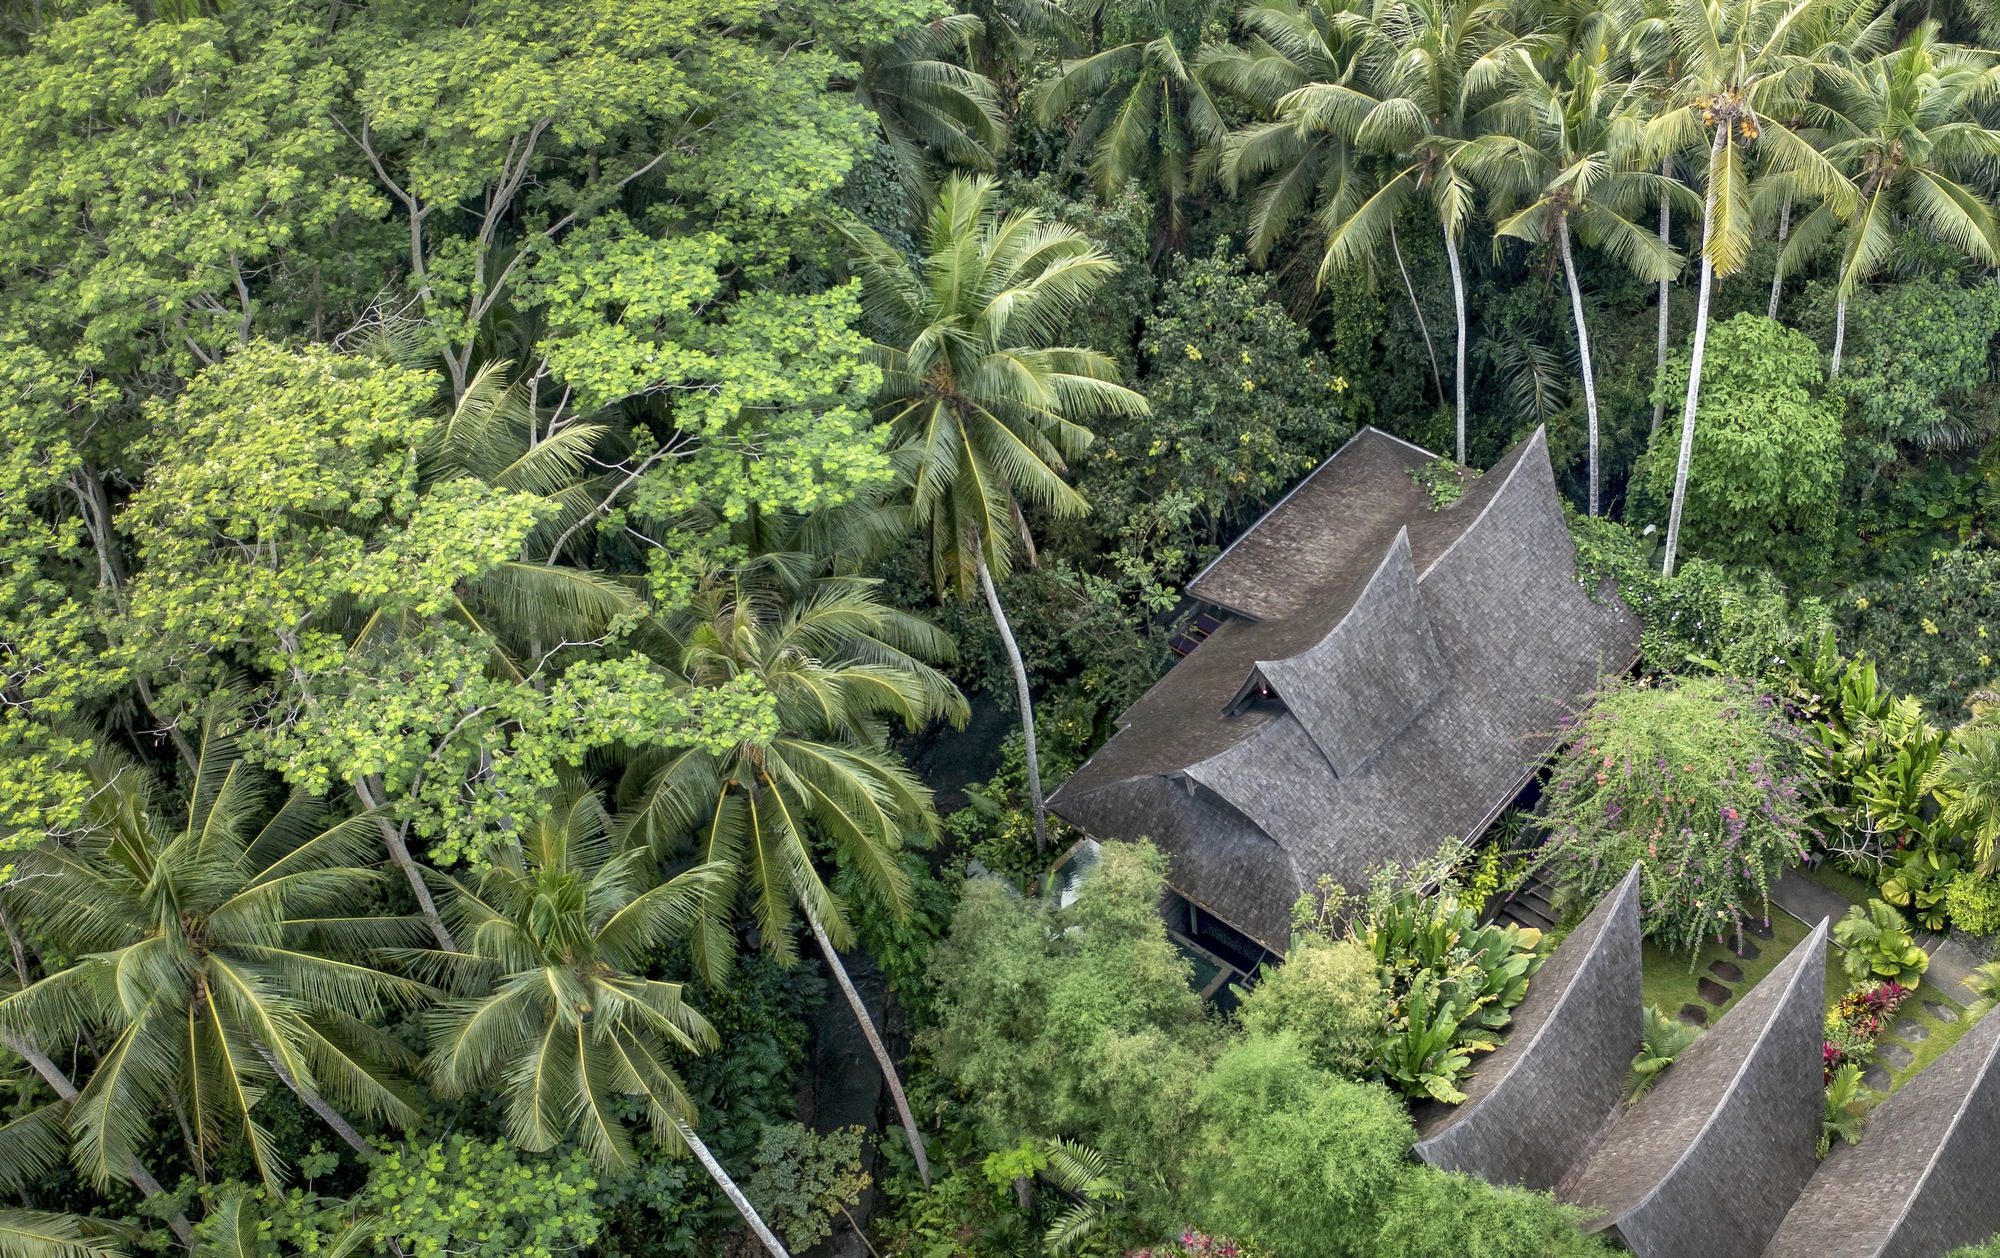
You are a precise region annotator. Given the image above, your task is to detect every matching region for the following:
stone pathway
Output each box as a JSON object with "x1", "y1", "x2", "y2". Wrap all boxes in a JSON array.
[{"x1": 1770, "y1": 869, "x2": 1986, "y2": 1001}]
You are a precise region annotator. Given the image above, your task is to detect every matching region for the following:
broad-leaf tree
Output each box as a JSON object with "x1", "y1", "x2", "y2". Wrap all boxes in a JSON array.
[{"x1": 840, "y1": 175, "x2": 1149, "y2": 850}]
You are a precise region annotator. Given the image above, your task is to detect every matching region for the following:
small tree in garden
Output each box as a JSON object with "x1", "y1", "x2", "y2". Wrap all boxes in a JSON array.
[{"x1": 1538, "y1": 676, "x2": 1819, "y2": 955}]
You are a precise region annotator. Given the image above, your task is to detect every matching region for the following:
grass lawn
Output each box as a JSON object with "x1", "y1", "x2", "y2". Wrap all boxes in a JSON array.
[
  {"x1": 1640, "y1": 911, "x2": 1814, "y2": 1025},
  {"x1": 1636, "y1": 863, "x2": 1982, "y2": 1100}
]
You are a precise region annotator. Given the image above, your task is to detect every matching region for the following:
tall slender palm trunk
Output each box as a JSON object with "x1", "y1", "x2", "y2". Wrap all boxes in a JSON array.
[
  {"x1": 978, "y1": 553, "x2": 1048, "y2": 854},
  {"x1": 354, "y1": 774, "x2": 457, "y2": 952},
  {"x1": 253, "y1": 1042, "x2": 373, "y2": 1158},
  {"x1": 1664, "y1": 128, "x2": 1730, "y2": 579},
  {"x1": 1768, "y1": 198, "x2": 1792, "y2": 319},
  {"x1": 1443, "y1": 229, "x2": 1469, "y2": 464},
  {"x1": 676, "y1": 1118, "x2": 792, "y2": 1257},
  {"x1": 1831, "y1": 296, "x2": 1848, "y2": 377},
  {"x1": 1390, "y1": 222, "x2": 1445, "y2": 406},
  {"x1": 1557, "y1": 217, "x2": 1601, "y2": 517},
  {"x1": 802, "y1": 908, "x2": 932, "y2": 1189},
  {"x1": 1654, "y1": 159, "x2": 1672, "y2": 435},
  {"x1": 0, "y1": 1030, "x2": 195, "y2": 1247}
]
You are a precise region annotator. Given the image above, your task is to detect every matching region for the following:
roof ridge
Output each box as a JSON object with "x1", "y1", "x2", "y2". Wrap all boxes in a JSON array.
[
  {"x1": 1878, "y1": 990, "x2": 2000, "y2": 1242},
  {"x1": 1622, "y1": 917, "x2": 1828, "y2": 1225},
  {"x1": 1417, "y1": 426, "x2": 1550, "y2": 584},
  {"x1": 1185, "y1": 426, "x2": 1431, "y2": 604},
  {"x1": 1252, "y1": 525, "x2": 1415, "y2": 676}
]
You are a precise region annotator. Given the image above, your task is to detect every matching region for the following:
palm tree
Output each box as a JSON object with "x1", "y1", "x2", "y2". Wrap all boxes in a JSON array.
[
  {"x1": 620, "y1": 565, "x2": 966, "y2": 1188},
  {"x1": 1032, "y1": 0, "x2": 1228, "y2": 247},
  {"x1": 852, "y1": 14, "x2": 1007, "y2": 218},
  {"x1": 1467, "y1": 43, "x2": 1687, "y2": 514},
  {"x1": 1779, "y1": 26, "x2": 2000, "y2": 376},
  {"x1": 412, "y1": 790, "x2": 790, "y2": 1254},
  {"x1": 1202, "y1": 0, "x2": 1444, "y2": 398},
  {"x1": 1299, "y1": 0, "x2": 1522, "y2": 463},
  {"x1": 1925, "y1": 725, "x2": 2000, "y2": 875},
  {"x1": 1646, "y1": 0, "x2": 1873, "y2": 575},
  {"x1": 840, "y1": 175, "x2": 1149, "y2": 851},
  {"x1": 0, "y1": 718, "x2": 426, "y2": 1192}
]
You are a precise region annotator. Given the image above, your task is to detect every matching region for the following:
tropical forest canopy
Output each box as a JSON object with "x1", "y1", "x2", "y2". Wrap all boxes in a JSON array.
[{"x1": 7, "y1": 0, "x2": 2000, "y2": 1254}]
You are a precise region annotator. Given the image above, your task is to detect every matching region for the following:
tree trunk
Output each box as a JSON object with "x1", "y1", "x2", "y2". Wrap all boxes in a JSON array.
[
  {"x1": 1654, "y1": 159, "x2": 1672, "y2": 435},
  {"x1": 1664, "y1": 128, "x2": 1730, "y2": 579},
  {"x1": 1831, "y1": 295, "x2": 1848, "y2": 378},
  {"x1": 978, "y1": 554, "x2": 1048, "y2": 854},
  {"x1": 1443, "y1": 228, "x2": 1469, "y2": 464},
  {"x1": 1390, "y1": 221, "x2": 1445, "y2": 407},
  {"x1": 675, "y1": 1118, "x2": 791, "y2": 1258},
  {"x1": 254, "y1": 1042, "x2": 372, "y2": 1157},
  {"x1": 1768, "y1": 198, "x2": 1792, "y2": 320},
  {"x1": 1558, "y1": 216, "x2": 1601, "y2": 518},
  {"x1": 353, "y1": 776, "x2": 458, "y2": 951},
  {"x1": 802, "y1": 909, "x2": 931, "y2": 1190},
  {"x1": 0, "y1": 1030, "x2": 195, "y2": 1247}
]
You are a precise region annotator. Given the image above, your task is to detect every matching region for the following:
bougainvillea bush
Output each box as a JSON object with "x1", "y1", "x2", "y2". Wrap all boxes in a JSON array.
[{"x1": 1538, "y1": 676, "x2": 1819, "y2": 955}]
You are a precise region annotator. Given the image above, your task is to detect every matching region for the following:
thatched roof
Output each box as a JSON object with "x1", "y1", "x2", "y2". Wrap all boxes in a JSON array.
[
  {"x1": 1414, "y1": 864, "x2": 1644, "y2": 1189},
  {"x1": 1047, "y1": 427, "x2": 1640, "y2": 949},
  {"x1": 1562, "y1": 919, "x2": 1831, "y2": 1258},
  {"x1": 1763, "y1": 989, "x2": 2000, "y2": 1258}
]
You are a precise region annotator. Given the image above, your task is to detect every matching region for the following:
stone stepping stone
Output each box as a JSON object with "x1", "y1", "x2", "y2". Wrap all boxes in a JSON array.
[
  {"x1": 1733, "y1": 938, "x2": 1762, "y2": 960},
  {"x1": 1926, "y1": 1000, "x2": 1960, "y2": 1023},
  {"x1": 1709, "y1": 960, "x2": 1744, "y2": 983},
  {"x1": 1697, "y1": 978, "x2": 1735, "y2": 1006},
  {"x1": 1894, "y1": 1019, "x2": 1930, "y2": 1041},
  {"x1": 1744, "y1": 919, "x2": 1775, "y2": 940},
  {"x1": 1677, "y1": 1003, "x2": 1709, "y2": 1027},
  {"x1": 1862, "y1": 1063, "x2": 1892, "y2": 1091},
  {"x1": 1880, "y1": 1042, "x2": 1915, "y2": 1070}
]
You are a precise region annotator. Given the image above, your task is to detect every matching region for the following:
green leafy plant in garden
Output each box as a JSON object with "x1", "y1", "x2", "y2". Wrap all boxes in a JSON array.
[
  {"x1": 1538, "y1": 676, "x2": 1818, "y2": 955},
  {"x1": 1947, "y1": 872, "x2": 2000, "y2": 935},
  {"x1": 1841, "y1": 548, "x2": 2000, "y2": 720},
  {"x1": 1833, "y1": 901, "x2": 1932, "y2": 985},
  {"x1": 1236, "y1": 935, "x2": 1379, "y2": 1076},
  {"x1": 1625, "y1": 1005, "x2": 1702, "y2": 1104},
  {"x1": 1351, "y1": 850, "x2": 1544, "y2": 1102},
  {"x1": 1879, "y1": 848, "x2": 1959, "y2": 932},
  {"x1": 1820, "y1": 1064, "x2": 1870, "y2": 1158}
]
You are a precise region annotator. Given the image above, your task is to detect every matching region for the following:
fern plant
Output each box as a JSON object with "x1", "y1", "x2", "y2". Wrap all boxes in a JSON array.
[{"x1": 1625, "y1": 1004, "x2": 1702, "y2": 1103}]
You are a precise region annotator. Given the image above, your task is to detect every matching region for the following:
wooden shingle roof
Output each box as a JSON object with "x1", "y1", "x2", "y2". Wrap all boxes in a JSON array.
[{"x1": 1048, "y1": 427, "x2": 1640, "y2": 949}]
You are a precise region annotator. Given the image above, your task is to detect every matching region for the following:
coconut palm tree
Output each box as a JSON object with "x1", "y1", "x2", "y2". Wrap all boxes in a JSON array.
[
  {"x1": 1466, "y1": 43, "x2": 1687, "y2": 514},
  {"x1": 619, "y1": 564, "x2": 966, "y2": 1189},
  {"x1": 852, "y1": 14, "x2": 1007, "y2": 217},
  {"x1": 411, "y1": 789, "x2": 791, "y2": 1253},
  {"x1": 840, "y1": 174, "x2": 1149, "y2": 851},
  {"x1": 1201, "y1": 0, "x2": 1445, "y2": 399},
  {"x1": 1032, "y1": 0, "x2": 1229, "y2": 247},
  {"x1": 1645, "y1": 0, "x2": 1875, "y2": 575},
  {"x1": 1298, "y1": 0, "x2": 1523, "y2": 463},
  {"x1": 1779, "y1": 26, "x2": 2000, "y2": 376},
  {"x1": 0, "y1": 718, "x2": 427, "y2": 1193}
]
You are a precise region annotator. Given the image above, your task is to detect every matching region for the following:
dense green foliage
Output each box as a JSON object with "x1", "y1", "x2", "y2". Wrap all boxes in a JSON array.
[{"x1": 11, "y1": 0, "x2": 2000, "y2": 1250}]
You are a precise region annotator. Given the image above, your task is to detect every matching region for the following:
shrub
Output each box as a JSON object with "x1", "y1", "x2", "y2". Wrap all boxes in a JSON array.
[
  {"x1": 1630, "y1": 314, "x2": 1843, "y2": 584},
  {"x1": 1181, "y1": 1034, "x2": 1414, "y2": 1258},
  {"x1": 922, "y1": 841, "x2": 1213, "y2": 1199},
  {"x1": 1840, "y1": 546, "x2": 2000, "y2": 721},
  {"x1": 1236, "y1": 936, "x2": 1379, "y2": 1076},
  {"x1": 1538, "y1": 677, "x2": 1818, "y2": 954},
  {"x1": 1822, "y1": 980, "x2": 1913, "y2": 1077},
  {"x1": 743, "y1": 1123, "x2": 870, "y2": 1251},
  {"x1": 1947, "y1": 873, "x2": 2000, "y2": 935},
  {"x1": 1372, "y1": 1168, "x2": 1614, "y2": 1258}
]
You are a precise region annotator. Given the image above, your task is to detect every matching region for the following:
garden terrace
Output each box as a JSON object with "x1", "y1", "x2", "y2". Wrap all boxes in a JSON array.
[
  {"x1": 1415, "y1": 864, "x2": 1643, "y2": 1189},
  {"x1": 1048, "y1": 427, "x2": 1640, "y2": 950},
  {"x1": 1561, "y1": 919, "x2": 1830, "y2": 1258},
  {"x1": 1763, "y1": 1001, "x2": 2000, "y2": 1258}
]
